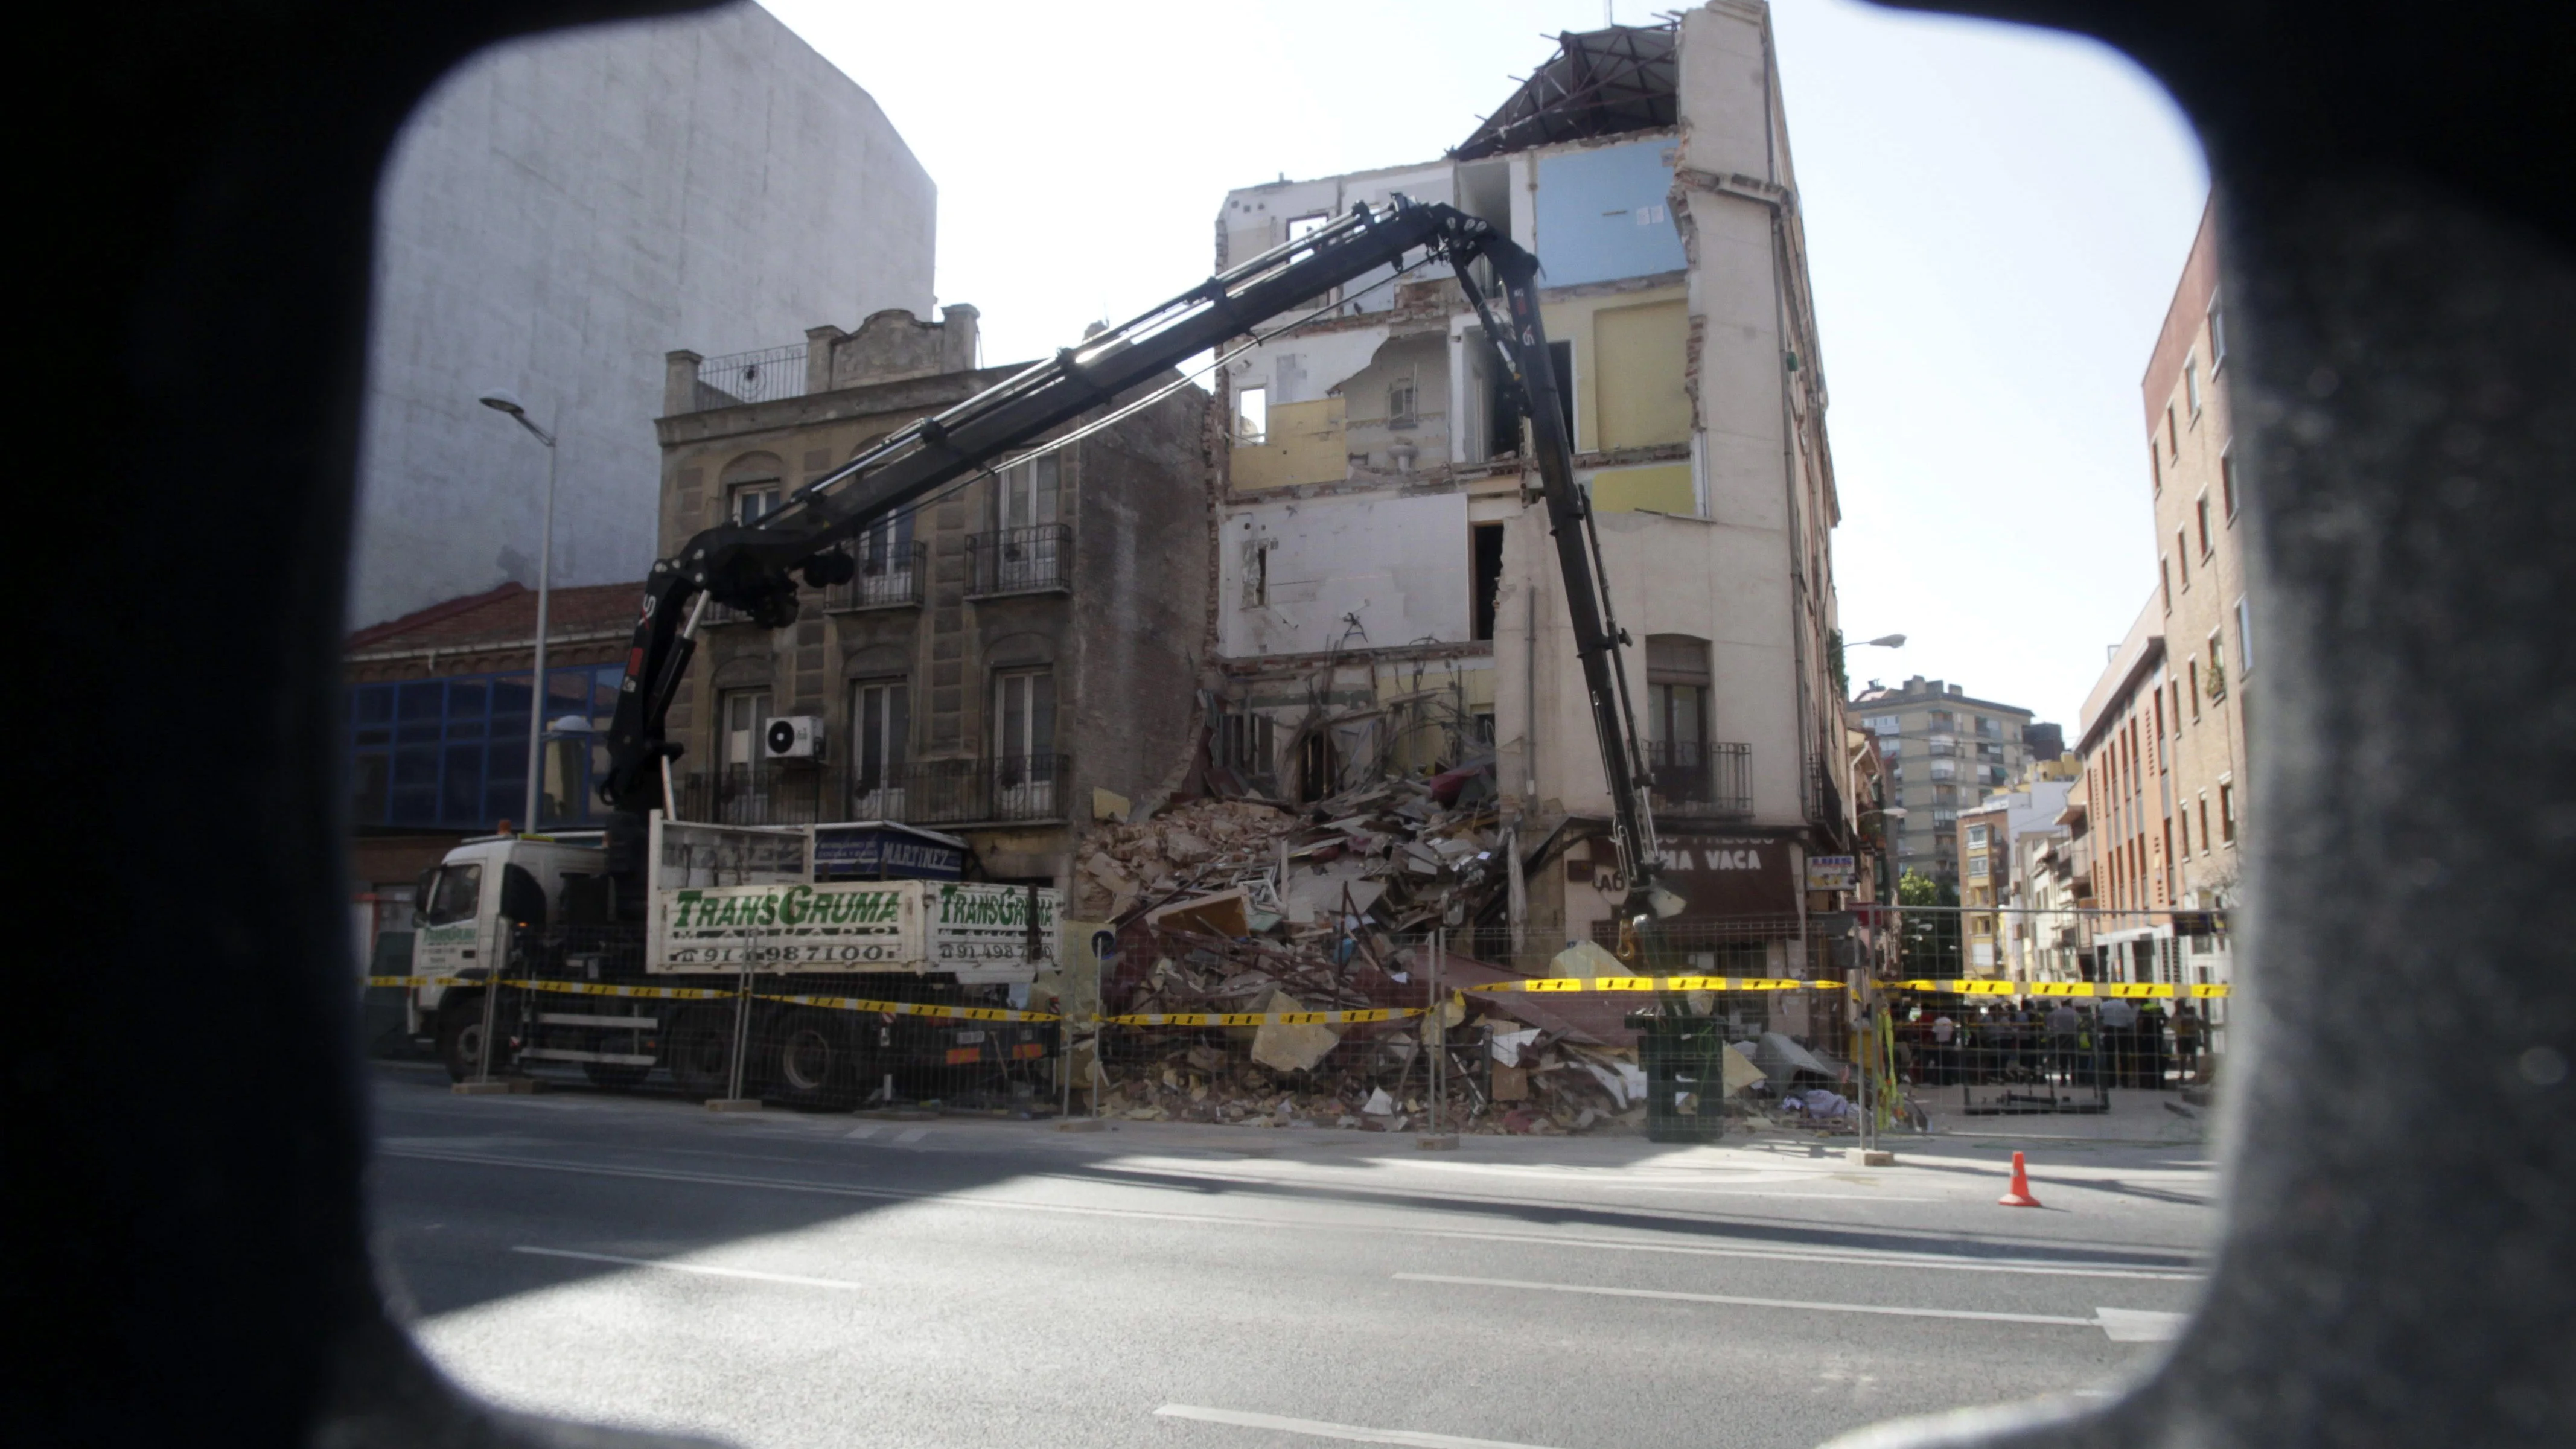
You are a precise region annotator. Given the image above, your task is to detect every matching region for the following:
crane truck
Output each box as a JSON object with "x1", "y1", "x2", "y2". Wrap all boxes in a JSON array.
[{"x1": 398, "y1": 197, "x2": 1675, "y2": 1106}]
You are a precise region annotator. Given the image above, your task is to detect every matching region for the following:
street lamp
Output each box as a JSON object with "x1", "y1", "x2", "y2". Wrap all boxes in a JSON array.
[
  {"x1": 1858, "y1": 634, "x2": 1906, "y2": 648},
  {"x1": 479, "y1": 389, "x2": 558, "y2": 832}
]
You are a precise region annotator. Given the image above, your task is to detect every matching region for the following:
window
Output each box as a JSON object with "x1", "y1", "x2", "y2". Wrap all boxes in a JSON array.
[
  {"x1": 2199, "y1": 795, "x2": 2213, "y2": 853},
  {"x1": 1234, "y1": 384, "x2": 1267, "y2": 445},
  {"x1": 2166, "y1": 404, "x2": 2179, "y2": 460},
  {"x1": 1934, "y1": 784, "x2": 1959, "y2": 805},
  {"x1": 994, "y1": 669, "x2": 1055, "y2": 764},
  {"x1": 1930, "y1": 760, "x2": 1957, "y2": 780},
  {"x1": 1928, "y1": 710, "x2": 1954, "y2": 730},
  {"x1": 2189, "y1": 658, "x2": 2202, "y2": 719},
  {"x1": 1976, "y1": 716, "x2": 2001, "y2": 739},
  {"x1": 2150, "y1": 438, "x2": 2162, "y2": 494},
  {"x1": 2176, "y1": 807, "x2": 2190, "y2": 856},
  {"x1": 1645, "y1": 635, "x2": 1711, "y2": 801},
  {"x1": 2161, "y1": 555, "x2": 2173, "y2": 614},
  {"x1": 421, "y1": 863, "x2": 482, "y2": 928},
  {"x1": 2221, "y1": 448, "x2": 2239, "y2": 519},
  {"x1": 850, "y1": 678, "x2": 909, "y2": 796},
  {"x1": 2184, "y1": 355, "x2": 2202, "y2": 418},
  {"x1": 1470, "y1": 523, "x2": 1504, "y2": 642},
  {"x1": 730, "y1": 482, "x2": 781, "y2": 524},
  {"x1": 2208, "y1": 628, "x2": 2227, "y2": 696},
  {"x1": 1865, "y1": 715, "x2": 1899, "y2": 734},
  {"x1": 2219, "y1": 781, "x2": 2237, "y2": 842},
  {"x1": 1966, "y1": 824, "x2": 1990, "y2": 848},
  {"x1": 2207, "y1": 291, "x2": 2227, "y2": 372},
  {"x1": 721, "y1": 689, "x2": 771, "y2": 775},
  {"x1": 1387, "y1": 376, "x2": 1418, "y2": 429},
  {"x1": 2235, "y1": 597, "x2": 2254, "y2": 674},
  {"x1": 996, "y1": 455, "x2": 1059, "y2": 530},
  {"x1": 1242, "y1": 535, "x2": 1274, "y2": 608},
  {"x1": 857, "y1": 509, "x2": 915, "y2": 581},
  {"x1": 1470, "y1": 710, "x2": 1495, "y2": 746}
]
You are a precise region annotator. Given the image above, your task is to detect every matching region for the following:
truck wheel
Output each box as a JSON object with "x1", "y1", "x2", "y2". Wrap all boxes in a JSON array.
[
  {"x1": 666, "y1": 1006, "x2": 735, "y2": 1098},
  {"x1": 772, "y1": 1010, "x2": 856, "y2": 1110},
  {"x1": 582, "y1": 1063, "x2": 650, "y2": 1092},
  {"x1": 438, "y1": 996, "x2": 490, "y2": 1083}
]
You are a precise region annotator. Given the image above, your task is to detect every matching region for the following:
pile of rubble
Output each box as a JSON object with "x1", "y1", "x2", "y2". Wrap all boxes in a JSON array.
[
  {"x1": 1072, "y1": 767, "x2": 1509, "y2": 942},
  {"x1": 1068, "y1": 775, "x2": 1693, "y2": 1133}
]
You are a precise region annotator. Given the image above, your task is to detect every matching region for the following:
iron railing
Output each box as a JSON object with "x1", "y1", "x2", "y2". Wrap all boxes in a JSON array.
[
  {"x1": 677, "y1": 754, "x2": 1071, "y2": 829},
  {"x1": 966, "y1": 524, "x2": 1071, "y2": 597},
  {"x1": 1645, "y1": 740, "x2": 1752, "y2": 816},
  {"x1": 688, "y1": 343, "x2": 807, "y2": 411},
  {"x1": 822, "y1": 541, "x2": 926, "y2": 611}
]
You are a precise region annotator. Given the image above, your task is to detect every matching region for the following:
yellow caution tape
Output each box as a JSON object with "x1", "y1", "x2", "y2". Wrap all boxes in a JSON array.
[
  {"x1": 757, "y1": 992, "x2": 1062, "y2": 1023},
  {"x1": 363, "y1": 975, "x2": 465, "y2": 989},
  {"x1": 1892, "y1": 979, "x2": 2231, "y2": 999},
  {"x1": 1099, "y1": 1007, "x2": 1426, "y2": 1027},
  {"x1": 1465, "y1": 976, "x2": 1841, "y2": 994}
]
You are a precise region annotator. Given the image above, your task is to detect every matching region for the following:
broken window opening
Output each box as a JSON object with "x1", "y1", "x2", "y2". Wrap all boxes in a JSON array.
[
  {"x1": 1470, "y1": 522, "x2": 1505, "y2": 642},
  {"x1": 1234, "y1": 384, "x2": 1267, "y2": 446},
  {"x1": 1387, "y1": 376, "x2": 1418, "y2": 430},
  {"x1": 1295, "y1": 729, "x2": 1340, "y2": 805}
]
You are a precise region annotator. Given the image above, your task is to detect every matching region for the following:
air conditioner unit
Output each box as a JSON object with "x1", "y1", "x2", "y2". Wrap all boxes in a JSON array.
[{"x1": 764, "y1": 715, "x2": 827, "y2": 762}]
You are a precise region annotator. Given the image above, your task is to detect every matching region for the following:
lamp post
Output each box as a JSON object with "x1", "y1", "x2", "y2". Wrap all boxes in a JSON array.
[{"x1": 479, "y1": 389, "x2": 558, "y2": 832}]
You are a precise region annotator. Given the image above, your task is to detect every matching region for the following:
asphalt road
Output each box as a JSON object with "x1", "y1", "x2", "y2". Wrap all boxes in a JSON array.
[{"x1": 371, "y1": 1063, "x2": 2216, "y2": 1449}]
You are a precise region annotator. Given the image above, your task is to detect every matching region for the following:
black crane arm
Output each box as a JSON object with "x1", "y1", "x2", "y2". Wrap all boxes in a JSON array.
[{"x1": 598, "y1": 197, "x2": 1663, "y2": 917}]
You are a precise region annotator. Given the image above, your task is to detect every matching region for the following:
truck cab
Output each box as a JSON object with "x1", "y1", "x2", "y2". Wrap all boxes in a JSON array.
[{"x1": 410, "y1": 832, "x2": 611, "y2": 1074}]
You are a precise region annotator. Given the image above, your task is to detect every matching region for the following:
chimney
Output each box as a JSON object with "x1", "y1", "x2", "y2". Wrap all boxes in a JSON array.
[{"x1": 939, "y1": 304, "x2": 981, "y2": 374}]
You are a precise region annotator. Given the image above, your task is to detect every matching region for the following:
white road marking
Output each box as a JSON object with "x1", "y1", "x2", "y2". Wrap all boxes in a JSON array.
[
  {"x1": 1154, "y1": 1404, "x2": 1563, "y2": 1448},
  {"x1": 845, "y1": 1124, "x2": 881, "y2": 1139},
  {"x1": 1101, "y1": 1158, "x2": 1935, "y2": 1203},
  {"x1": 1395, "y1": 1273, "x2": 2103, "y2": 1330},
  {"x1": 894, "y1": 1127, "x2": 929, "y2": 1144},
  {"x1": 386, "y1": 1149, "x2": 2199, "y2": 1282},
  {"x1": 511, "y1": 1246, "x2": 866, "y2": 1291},
  {"x1": 2093, "y1": 1307, "x2": 2188, "y2": 1342}
]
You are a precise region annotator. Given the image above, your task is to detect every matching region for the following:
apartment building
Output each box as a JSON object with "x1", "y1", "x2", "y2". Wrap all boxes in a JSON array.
[
  {"x1": 2144, "y1": 202, "x2": 2251, "y2": 932},
  {"x1": 1207, "y1": 4, "x2": 1855, "y2": 962},
  {"x1": 1954, "y1": 774, "x2": 2074, "y2": 979},
  {"x1": 350, "y1": 4, "x2": 936, "y2": 626},
  {"x1": 651, "y1": 305, "x2": 1210, "y2": 888},
  {"x1": 1850, "y1": 676, "x2": 2039, "y2": 883}
]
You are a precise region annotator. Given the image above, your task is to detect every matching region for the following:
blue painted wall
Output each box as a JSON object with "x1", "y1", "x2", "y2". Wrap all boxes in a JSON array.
[{"x1": 1532, "y1": 139, "x2": 1685, "y2": 288}]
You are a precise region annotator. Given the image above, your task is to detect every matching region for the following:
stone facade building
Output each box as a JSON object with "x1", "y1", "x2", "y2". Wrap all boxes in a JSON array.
[
  {"x1": 1206, "y1": 4, "x2": 1859, "y2": 969},
  {"x1": 652, "y1": 306, "x2": 1212, "y2": 888}
]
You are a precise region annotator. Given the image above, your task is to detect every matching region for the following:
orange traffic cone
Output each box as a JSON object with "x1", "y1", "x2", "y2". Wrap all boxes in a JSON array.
[{"x1": 1998, "y1": 1150, "x2": 2043, "y2": 1208}]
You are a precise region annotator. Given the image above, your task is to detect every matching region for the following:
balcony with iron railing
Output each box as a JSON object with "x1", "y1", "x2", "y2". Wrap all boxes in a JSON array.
[
  {"x1": 966, "y1": 524, "x2": 1071, "y2": 598},
  {"x1": 677, "y1": 754, "x2": 1071, "y2": 829},
  {"x1": 1645, "y1": 739, "x2": 1752, "y2": 817},
  {"x1": 823, "y1": 541, "x2": 926, "y2": 611},
  {"x1": 686, "y1": 343, "x2": 808, "y2": 412}
]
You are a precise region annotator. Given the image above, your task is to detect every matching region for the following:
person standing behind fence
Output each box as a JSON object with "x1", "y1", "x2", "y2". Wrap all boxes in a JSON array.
[
  {"x1": 2047, "y1": 1000, "x2": 2082, "y2": 1087},
  {"x1": 2099, "y1": 994, "x2": 2139, "y2": 1087},
  {"x1": 2174, "y1": 1002, "x2": 2204, "y2": 1081},
  {"x1": 1931, "y1": 1010, "x2": 1957, "y2": 1085}
]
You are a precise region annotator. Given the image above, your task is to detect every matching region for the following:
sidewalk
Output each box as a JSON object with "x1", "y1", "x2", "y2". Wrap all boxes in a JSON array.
[{"x1": 1918, "y1": 1086, "x2": 2213, "y2": 1147}]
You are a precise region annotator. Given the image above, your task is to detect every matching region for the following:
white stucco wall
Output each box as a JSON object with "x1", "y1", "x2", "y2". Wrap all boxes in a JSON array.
[
  {"x1": 1219, "y1": 494, "x2": 1472, "y2": 658},
  {"x1": 349, "y1": 2, "x2": 936, "y2": 627}
]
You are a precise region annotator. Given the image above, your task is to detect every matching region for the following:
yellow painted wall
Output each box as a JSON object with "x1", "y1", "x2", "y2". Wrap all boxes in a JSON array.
[
  {"x1": 1538, "y1": 285, "x2": 1686, "y2": 454},
  {"x1": 1231, "y1": 396, "x2": 1346, "y2": 491},
  {"x1": 1593, "y1": 300, "x2": 1691, "y2": 448},
  {"x1": 1591, "y1": 463, "x2": 1695, "y2": 515}
]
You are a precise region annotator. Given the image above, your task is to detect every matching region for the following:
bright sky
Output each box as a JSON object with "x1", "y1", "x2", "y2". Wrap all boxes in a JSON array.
[{"x1": 761, "y1": 0, "x2": 2209, "y2": 730}]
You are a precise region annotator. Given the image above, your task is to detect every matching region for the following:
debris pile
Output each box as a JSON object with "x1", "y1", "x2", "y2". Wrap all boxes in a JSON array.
[{"x1": 1073, "y1": 767, "x2": 1511, "y2": 944}]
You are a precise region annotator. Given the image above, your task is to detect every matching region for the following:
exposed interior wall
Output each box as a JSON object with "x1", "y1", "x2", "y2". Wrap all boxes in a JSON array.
[
  {"x1": 1219, "y1": 492, "x2": 1471, "y2": 659},
  {"x1": 1590, "y1": 462, "x2": 1695, "y2": 515},
  {"x1": 1593, "y1": 299, "x2": 1692, "y2": 448},
  {"x1": 1539, "y1": 283, "x2": 1689, "y2": 456},
  {"x1": 1531, "y1": 136, "x2": 1687, "y2": 287}
]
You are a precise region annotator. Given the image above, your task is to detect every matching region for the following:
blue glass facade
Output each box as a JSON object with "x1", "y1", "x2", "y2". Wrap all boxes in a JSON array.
[{"x1": 348, "y1": 664, "x2": 625, "y2": 830}]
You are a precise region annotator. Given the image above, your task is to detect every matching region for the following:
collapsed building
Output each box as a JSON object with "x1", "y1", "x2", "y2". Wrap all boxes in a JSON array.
[{"x1": 1194, "y1": 4, "x2": 1869, "y2": 978}]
